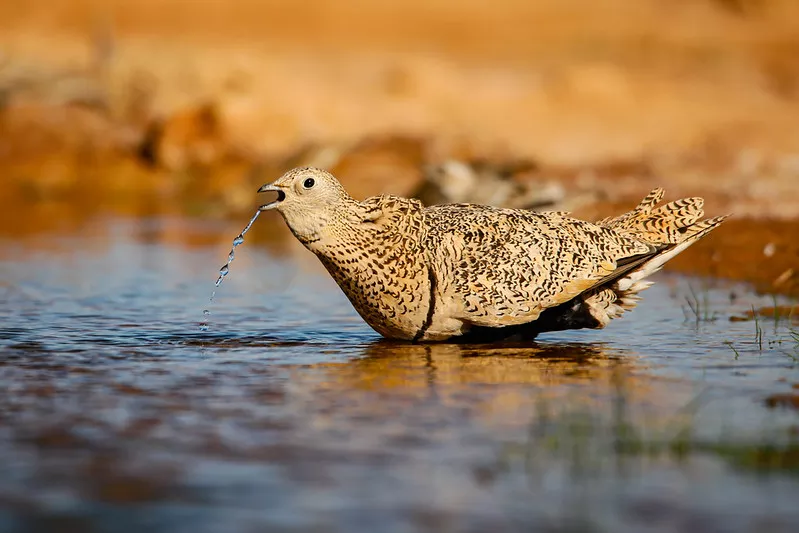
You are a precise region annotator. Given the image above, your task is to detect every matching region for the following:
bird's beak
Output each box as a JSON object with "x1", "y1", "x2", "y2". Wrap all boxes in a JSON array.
[{"x1": 257, "y1": 183, "x2": 287, "y2": 211}]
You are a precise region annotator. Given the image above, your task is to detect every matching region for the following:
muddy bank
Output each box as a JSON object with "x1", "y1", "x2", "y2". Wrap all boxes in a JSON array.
[{"x1": 666, "y1": 219, "x2": 799, "y2": 297}]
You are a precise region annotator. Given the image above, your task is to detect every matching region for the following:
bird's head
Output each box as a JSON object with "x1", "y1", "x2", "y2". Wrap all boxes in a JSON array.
[{"x1": 258, "y1": 167, "x2": 352, "y2": 243}]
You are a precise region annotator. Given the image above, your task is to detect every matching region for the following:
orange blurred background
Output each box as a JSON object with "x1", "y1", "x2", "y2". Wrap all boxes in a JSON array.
[{"x1": 1, "y1": 0, "x2": 798, "y2": 291}]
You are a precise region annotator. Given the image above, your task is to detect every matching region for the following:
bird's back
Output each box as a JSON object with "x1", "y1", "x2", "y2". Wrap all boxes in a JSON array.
[
  {"x1": 416, "y1": 191, "x2": 726, "y2": 340},
  {"x1": 420, "y1": 205, "x2": 650, "y2": 333}
]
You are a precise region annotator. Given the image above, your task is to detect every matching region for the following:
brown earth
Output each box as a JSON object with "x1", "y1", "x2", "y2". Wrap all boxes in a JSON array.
[{"x1": 1, "y1": 0, "x2": 798, "y2": 295}]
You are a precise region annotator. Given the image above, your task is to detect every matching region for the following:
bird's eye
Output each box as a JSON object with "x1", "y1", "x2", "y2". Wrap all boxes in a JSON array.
[{"x1": 303, "y1": 178, "x2": 315, "y2": 189}]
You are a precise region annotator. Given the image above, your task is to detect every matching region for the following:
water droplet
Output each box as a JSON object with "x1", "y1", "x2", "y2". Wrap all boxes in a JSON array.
[
  {"x1": 198, "y1": 322, "x2": 209, "y2": 332},
  {"x1": 215, "y1": 266, "x2": 229, "y2": 287},
  {"x1": 216, "y1": 267, "x2": 228, "y2": 283}
]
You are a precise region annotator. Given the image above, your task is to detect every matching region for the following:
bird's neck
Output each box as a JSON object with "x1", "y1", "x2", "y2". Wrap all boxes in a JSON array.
[
  {"x1": 308, "y1": 196, "x2": 424, "y2": 258},
  {"x1": 289, "y1": 196, "x2": 362, "y2": 251}
]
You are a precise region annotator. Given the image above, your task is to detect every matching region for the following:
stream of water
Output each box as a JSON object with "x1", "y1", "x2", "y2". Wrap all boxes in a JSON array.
[{"x1": 200, "y1": 209, "x2": 262, "y2": 332}]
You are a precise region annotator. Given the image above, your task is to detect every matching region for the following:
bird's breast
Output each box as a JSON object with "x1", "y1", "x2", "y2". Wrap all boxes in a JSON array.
[{"x1": 313, "y1": 236, "x2": 431, "y2": 340}]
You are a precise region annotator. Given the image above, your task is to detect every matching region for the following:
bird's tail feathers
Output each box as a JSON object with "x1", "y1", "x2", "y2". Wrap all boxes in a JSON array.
[
  {"x1": 599, "y1": 188, "x2": 720, "y2": 245},
  {"x1": 586, "y1": 191, "x2": 728, "y2": 327}
]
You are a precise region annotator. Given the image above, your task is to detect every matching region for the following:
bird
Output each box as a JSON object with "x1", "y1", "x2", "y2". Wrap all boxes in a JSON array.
[
  {"x1": 258, "y1": 167, "x2": 727, "y2": 342},
  {"x1": 414, "y1": 159, "x2": 569, "y2": 210}
]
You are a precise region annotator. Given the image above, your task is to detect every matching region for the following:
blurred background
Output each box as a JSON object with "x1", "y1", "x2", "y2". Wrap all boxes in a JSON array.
[{"x1": 1, "y1": 0, "x2": 798, "y2": 291}]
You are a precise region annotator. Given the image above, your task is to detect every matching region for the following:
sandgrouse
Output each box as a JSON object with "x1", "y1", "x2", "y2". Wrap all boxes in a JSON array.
[{"x1": 258, "y1": 167, "x2": 726, "y2": 342}]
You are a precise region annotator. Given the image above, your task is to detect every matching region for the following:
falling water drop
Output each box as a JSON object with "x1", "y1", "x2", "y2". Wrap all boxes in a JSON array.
[
  {"x1": 200, "y1": 209, "x2": 262, "y2": 331},
  {"x1": 215, "y1": 264, "x2": 230, "y2": 287}
]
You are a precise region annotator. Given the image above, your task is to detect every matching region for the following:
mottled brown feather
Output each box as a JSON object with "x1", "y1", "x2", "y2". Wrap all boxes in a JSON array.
[{"x1": 259, "y1": 168, "x2": 727, "y2": 341}]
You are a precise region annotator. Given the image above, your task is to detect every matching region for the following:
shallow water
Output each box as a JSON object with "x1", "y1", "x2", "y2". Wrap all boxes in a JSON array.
[{"x1": 1, "y1": 215, "x2": 798, "y2": 533}]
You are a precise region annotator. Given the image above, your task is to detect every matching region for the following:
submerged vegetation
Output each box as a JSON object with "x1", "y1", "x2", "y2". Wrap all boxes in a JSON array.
[
  {"x1": 518, "y1": 398, "x2": 799, "y2": 477},
  {"x1": 682, "y1": 283, "x2": 719, "y2": 324},
  {"x1": 489, "y1": 373, "x2": 799, "y2": 504},
  {"x1": 683, "y1": 281, "x2": 799, "y2": 363}
]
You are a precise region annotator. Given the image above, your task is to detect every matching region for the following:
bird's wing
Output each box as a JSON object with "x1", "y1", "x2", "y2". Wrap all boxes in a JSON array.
[{"x1": 423, "y1": 204, "x2": 655, "y2": 328}]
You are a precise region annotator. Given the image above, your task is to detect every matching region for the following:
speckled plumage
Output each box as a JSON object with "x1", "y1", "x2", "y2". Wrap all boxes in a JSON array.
[{"x1": 258, "y1": 168, "x2": 727, "y2": 342}]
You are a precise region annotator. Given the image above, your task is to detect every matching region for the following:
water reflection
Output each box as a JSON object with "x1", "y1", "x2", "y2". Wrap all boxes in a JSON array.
[{"x1": 328, "y1": 340, "x2": 630, "y2": 387}]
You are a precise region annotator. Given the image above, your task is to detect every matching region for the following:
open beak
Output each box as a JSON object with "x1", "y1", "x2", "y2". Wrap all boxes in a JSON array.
[{"x1": 257, "y1": 183, "x2": 287, "y2": 211}]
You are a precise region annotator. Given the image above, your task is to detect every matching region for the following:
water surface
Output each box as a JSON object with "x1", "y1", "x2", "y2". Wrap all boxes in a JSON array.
[{"x1": 1, "y1": 215, "x2": 798, "y2": 533}]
